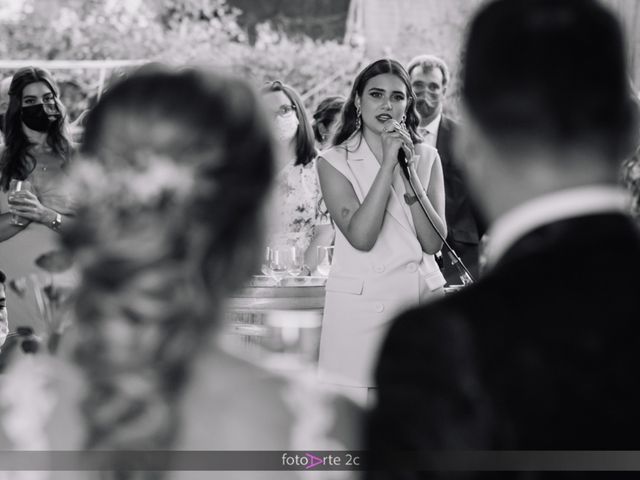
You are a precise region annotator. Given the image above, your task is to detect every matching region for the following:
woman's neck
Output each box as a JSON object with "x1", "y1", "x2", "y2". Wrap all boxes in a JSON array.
[
  {"x1": 23, "y1": 125, "x2": 48, "y2": 147},
  {"x1": 361, "y1": 126, "x2": 383, "y2": 164},
  {"x1": 276, "y1": 140, "x2": 297, "y2": 171},
  {"x1": 285, "y1": 141, "x2": 297, "y2": 165}
]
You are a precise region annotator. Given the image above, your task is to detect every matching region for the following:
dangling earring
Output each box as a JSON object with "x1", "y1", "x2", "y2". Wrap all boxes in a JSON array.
[
  {"x1": 355, "y1": 103, "x2": 362, "y2": 130},
  {"x1": 401, "y1": 114, "x2": 407, "y2": 130}
]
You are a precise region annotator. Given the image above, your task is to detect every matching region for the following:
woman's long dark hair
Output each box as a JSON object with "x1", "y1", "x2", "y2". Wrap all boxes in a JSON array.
[
  {"x1": 312, "y1": 95, "x2": 345, "y2": 143},
  {"x1": 333, "y1": 58, "x2": 422, "y2": 147},
  {"x1": 0, "y1": 67, "x2": 72, "y2": 191},
  {"x1": 60, "y1": 66, "x2": 274, "y2": 475},
  {"x1": 261, "y1": 80, "x2": 317, "y2": 166}
]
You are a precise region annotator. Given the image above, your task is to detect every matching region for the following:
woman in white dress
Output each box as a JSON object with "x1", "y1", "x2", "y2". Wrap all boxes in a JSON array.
[
  {"x1": 0, "y1": 67, "x2": 75, "y2": 338},
  {"x1": 317, "y1": 59, "x2": 447, "y2": 401}
]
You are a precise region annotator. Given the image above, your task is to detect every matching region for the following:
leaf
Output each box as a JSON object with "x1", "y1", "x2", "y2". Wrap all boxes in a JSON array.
[
  {"x1": 8, "y1": 277, "x2": 28, "y2": 298},
  {"x1": 34, "y1": 250, "x2": 74, "y2": 273}
]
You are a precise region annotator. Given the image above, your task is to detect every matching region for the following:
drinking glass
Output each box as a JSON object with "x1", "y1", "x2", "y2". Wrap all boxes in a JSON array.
[
  {"x1": 8, "y1": 179, "x2": 32, "y2": 227},
  {"x1": 316, "y1": 246, "x2": 334, "y2": 276},
  {"x1": 260, "y1": 246, "x2": 272, "y2": 276},
  {"x1": 286, "y1": 246, "x2": 305, "y2": 277},
  {"x1": 263, "y1": 246, "x2": 289, "y2": 286}
]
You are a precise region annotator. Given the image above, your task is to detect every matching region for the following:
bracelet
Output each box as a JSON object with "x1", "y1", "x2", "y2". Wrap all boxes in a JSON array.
[{"x1": 51, "y1": 212, "x2": 63, "y2": 231}]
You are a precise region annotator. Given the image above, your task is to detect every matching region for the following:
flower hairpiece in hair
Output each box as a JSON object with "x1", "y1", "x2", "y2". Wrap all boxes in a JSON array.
[
  {"x1": 69, "y1": 154, "x2": 195, "y2": 209},
  {"x1": 66, "y1": 154, "x2": 198, "y2": 270}
]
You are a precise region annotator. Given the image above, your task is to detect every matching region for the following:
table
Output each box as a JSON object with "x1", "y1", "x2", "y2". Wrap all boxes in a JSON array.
[
  {"x1": 222, "y1": 276, "x2": 466, "y2": 367},
  {"x1": 222, "y1": 276, "x2": 327, "y2": 366}
]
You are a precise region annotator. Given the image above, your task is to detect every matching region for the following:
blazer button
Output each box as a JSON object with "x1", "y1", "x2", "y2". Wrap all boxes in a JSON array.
[
  {"x1": 374, "y1": 303, "x2": 384, "y2": 313},
  {"x1": 406, "y1": 262, "x2": 418, "y2": 273},
  {"x1": 373, "y1": 265, "x2": 386, "y2": 273}
]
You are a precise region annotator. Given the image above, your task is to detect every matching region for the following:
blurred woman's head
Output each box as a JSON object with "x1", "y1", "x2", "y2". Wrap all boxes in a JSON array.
[
  {"x1": 312, "y1": 95, "x2": 345, "y2": 149},
  {"x1": 0, "y1": 67, "x2": 72, "y2": 190},
  {"x1": 261, "y1": 80, "x2": 316, "y2": 166},
  {"x1": 333, "y1": 59, "x2": 422, "y2": 147},
  {"x1": 62, "y1": 65, "x2": 274, "y2": 453}
]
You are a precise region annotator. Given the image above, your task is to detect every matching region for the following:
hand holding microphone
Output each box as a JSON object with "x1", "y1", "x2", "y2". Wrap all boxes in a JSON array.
[{"x1": 381, "y1": 119, "x2": 414, "y2": 176}]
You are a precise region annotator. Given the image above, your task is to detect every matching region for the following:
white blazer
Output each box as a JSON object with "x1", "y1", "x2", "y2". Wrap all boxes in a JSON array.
[{"x1": 318, "y1": 134, "x2": 446, "y2": 388}]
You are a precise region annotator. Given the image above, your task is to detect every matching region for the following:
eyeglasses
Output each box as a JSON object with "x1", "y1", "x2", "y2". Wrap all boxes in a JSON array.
[{"x1": 271, "y1": 104, "x2": 296, "y2": 118}]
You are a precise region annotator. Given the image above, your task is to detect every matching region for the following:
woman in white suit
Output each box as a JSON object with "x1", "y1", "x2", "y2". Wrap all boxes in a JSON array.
[{"x1": 317, "y1": 59, "x2": 447, "y2": 401}]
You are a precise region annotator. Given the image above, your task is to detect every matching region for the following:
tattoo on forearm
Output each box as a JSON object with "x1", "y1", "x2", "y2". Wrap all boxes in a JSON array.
[{"x1": 341, "y1": 208, "x2": 350, "y2": 219}]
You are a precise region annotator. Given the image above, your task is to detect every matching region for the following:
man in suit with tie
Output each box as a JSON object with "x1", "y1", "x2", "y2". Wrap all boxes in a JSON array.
[
  {"x1": 407, "y1": 55, "x2": 484, "y2": 285},
  {"x1": 368, "y1": 0, "x2": 640, "y2": 477}
]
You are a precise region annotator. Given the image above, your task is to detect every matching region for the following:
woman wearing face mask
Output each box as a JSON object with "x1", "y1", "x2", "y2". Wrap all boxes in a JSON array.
[
  {"x1": 0, "y1": 67, "x2": 75, "y2": 334},
  {"x1": 261, "y1": 81, "x2": 333, "y2": 271},
  {"x1": 316, "y1": 59, "x2": 447, "y2": 402}
]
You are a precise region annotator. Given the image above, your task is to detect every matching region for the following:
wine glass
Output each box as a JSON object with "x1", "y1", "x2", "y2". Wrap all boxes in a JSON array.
[
  {"x1": 261, "y1": 246, "x2": 272, "y2": 276},
  {"x1": 316, "y1": 246, "x2": 334, "y2": 276},
  {"x1": 286, "y1": 246, "x2": 305, "y2": 277},
  {"x1": 263, "y1": 246, "x2": 288, "y2": 286},
  {"x1": 8, "y1": 179, "x2": 32, "y2": 226}
]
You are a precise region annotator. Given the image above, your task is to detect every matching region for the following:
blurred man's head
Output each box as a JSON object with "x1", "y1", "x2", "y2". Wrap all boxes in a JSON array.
[
  {"x1": 0, "y1": 270, "x2": 7, "y2": 348},
  {"x1": 407, "y1": 55, "x2": 450, "y2": 124},
  {"x1": 457, "y1": 0, "x2": 637, "y2": 220}
]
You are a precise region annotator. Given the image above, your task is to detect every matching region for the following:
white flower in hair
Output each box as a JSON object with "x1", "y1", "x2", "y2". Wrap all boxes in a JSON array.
[{"x1": 69, "y1": 154, "x2": 195, "y2": 208}]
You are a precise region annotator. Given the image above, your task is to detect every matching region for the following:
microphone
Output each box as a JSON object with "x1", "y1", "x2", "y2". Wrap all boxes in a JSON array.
[{"x1": 397, "y1": 147, "x2": 410, "y2": 181}]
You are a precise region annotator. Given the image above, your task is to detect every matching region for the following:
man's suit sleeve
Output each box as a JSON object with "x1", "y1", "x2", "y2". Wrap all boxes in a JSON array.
[{"x1": 367, "y1": 303, "x2": 493, "y2": 471}]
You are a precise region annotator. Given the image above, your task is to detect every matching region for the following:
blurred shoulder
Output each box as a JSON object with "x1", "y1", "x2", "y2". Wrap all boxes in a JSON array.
[
  {"x1": 385, "y1": 289, "x2": 478, "y2": 349},
  {"x1": 0, "y1": 355, "x2": 86, "y2": 450},
  {"x1": 182, "y1": 347, "x2": 363, "y2": 450},
  {"x1": 277, "y1": 367, "x2": 364, "y2": 450},
  {"x1": 441, "y1": 114, "x2": 461, "y2": 130}
]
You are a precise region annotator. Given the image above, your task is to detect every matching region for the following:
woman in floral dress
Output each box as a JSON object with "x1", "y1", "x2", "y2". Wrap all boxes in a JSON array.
[{"x1": 261, "y1": 81, "x2": 333, "y2": 271}]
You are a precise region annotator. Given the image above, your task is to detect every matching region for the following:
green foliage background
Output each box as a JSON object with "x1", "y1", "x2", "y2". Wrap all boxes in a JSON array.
[{"x1": 0, "y1": 0, "x2": 364, "y2": 120}]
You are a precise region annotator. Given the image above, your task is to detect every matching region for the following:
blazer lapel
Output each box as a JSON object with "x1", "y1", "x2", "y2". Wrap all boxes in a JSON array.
[
  {"x1": 391, "y1": 167, "x2": 417, "y2": 235},
  {"x1": 346, "y1": 135, "x2": 416, "y2": 236},
  {"x1": 344, "y1": 136, "x2": 375, "y2": 203}
]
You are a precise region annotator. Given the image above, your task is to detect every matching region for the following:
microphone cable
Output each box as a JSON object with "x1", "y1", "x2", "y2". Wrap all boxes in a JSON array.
[{"x1": 398, "y1": 149, "x2": 475, "y2": 285}]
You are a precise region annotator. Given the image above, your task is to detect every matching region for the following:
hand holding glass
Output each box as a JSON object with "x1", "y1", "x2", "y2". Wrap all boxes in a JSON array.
[{"x1": 8, "y1": 179, "x2": 32, "y2": 227}]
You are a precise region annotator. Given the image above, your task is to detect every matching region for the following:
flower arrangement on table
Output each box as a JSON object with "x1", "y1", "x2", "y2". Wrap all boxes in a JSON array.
[{"x1": 7, "y1": 250, "x2": 76, "y2": 355}]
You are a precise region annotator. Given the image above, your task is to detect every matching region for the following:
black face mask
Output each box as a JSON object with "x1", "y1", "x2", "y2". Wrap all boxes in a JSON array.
[{"x1": 21, "y1": 104, "x2": 59, "y2": 132}]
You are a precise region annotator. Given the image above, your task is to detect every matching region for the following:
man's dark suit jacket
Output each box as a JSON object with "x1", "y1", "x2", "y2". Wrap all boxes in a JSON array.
[
  {"x1": 367, "y1": 212, "x2": 640, "y2": 479},
  {"x1": 436, "y1": 116, "x2": 484, "y2": 284}
]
